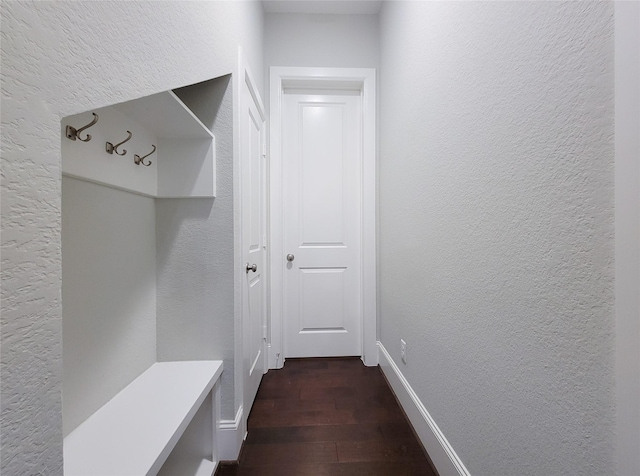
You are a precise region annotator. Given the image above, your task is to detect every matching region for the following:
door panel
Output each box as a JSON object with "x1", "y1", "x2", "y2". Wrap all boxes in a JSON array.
[
  {"x1": 242, "y1": 76, "x2": 265, "y2": 414},
  {"x1": 283, "y1": 92, "x2": 362, "y2": 358},
  {"x1": 248, "y1": 273, "x2": 262, "y2": 372},
  {"x1": 300, "y1": 104, "x2": 346, "y2": 246},
  {"x1": 299, "y1": 267, "x2": 347, "y2": 330}
]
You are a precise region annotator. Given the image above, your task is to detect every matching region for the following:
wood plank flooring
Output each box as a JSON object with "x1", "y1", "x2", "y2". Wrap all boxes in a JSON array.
[{"x1": 215, "y1": 357, "x2": 437, "y2": 476}]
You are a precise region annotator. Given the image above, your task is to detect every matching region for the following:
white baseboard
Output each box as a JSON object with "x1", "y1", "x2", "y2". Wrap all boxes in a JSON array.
[
  {"x1": 377, "y1": 341, "x2": 471, "y2": 476},
  {"x1": 218, "y1": 405, "x2": 244, "y2": 461},
  {"x1": 268, "y1": 343, "x2": 284, "y2": 370}
]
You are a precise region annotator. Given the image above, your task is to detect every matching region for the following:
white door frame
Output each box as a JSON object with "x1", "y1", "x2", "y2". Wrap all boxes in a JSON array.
[{"x1": 269, "y1": 66, "x2": 377, "y2": 368}]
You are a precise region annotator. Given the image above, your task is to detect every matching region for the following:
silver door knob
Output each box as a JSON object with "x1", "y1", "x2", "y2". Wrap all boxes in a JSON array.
[
  {"x1": 245, "y1": 263, "x2": 257, "y2": 273},
  {"x1": 286, "y1": 254, "x2": 295, "y2": 262}
]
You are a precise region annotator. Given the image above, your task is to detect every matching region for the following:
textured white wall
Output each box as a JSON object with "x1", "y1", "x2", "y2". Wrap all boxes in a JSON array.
[
  {"x1": 265, "y1": 13, "x2": 378, "y2": 69},
  {"x1": 62, "y1": 177, "x2": 157, "y2": 437},
  {"x1": 614, "y1": 2, "x2": 640, "y2": 475},
  {"x1": 157, "y1": 75, "x2": 238, "y2": 420},
  {"x1": 264, "y1": 12, "x2": 378, "y2": 98},
  {"x1": 1, "y1": 1, "x2": 263, "y2": 473},
  {"x1": 378, "y1": 2, "x2": 615, "y2": 475}
]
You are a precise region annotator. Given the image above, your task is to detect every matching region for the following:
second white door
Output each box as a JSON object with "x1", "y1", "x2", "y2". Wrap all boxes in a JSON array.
[
  {"x1": 242, "y1": 70, "x2": 266, "y2": 415},
  {"x1": 282, "y1": 90, "x2": 363, "y2": 358}
]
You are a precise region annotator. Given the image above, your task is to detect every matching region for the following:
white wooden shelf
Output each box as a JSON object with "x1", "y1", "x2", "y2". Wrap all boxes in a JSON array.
[
  {"x1": 62, "y1": 91, "x2": 216, "y2": 198},
  {"x1": 114, "y1": 91, "x2": 214, "y2": 140},
  {"x1": 64, "y1": 360, "x2": 223, "y2": 476}
]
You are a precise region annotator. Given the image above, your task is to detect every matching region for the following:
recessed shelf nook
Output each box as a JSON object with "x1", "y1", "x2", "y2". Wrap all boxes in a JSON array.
[{"x1": 62, "y1": 77, "x2": 229, "y2": 476}]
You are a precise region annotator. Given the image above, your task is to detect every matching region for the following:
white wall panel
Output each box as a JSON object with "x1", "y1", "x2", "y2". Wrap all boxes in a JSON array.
[{"x1": 62, "y1": 177, "x2": 156, "y2": 437}]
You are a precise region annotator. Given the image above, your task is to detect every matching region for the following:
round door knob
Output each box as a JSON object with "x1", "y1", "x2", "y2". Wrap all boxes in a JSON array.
[
  {"x1": 286, "y1": 254, "x2": 295, "y2": 262},
  {"x1": 245, "y1": 263, "x2": 257, "y2": 273}
]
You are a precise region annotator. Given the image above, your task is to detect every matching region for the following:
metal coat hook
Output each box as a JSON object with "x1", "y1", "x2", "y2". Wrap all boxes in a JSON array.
[
  {"x1": 134, "y1": 144, "x2": 156, "y2": 167},
  {"x1": 106, "y1": 130, "x2": 132, "y2": 156},
  {"x1": 66, "y1": 113, "x2": 99, "y2": 142}
]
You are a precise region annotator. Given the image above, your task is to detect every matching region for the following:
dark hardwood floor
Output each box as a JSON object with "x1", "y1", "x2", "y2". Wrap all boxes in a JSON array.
[{"x1": 215, "y1": 357, "x2": 438, "y2": 476}]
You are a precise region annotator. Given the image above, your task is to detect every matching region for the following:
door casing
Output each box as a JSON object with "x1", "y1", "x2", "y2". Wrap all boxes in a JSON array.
[{"x1": 269, "y1": 67, "x2": 377, "y2": 368}]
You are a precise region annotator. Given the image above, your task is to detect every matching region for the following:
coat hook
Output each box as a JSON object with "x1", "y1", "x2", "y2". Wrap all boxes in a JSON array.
[
  {"x1": 66, "y1": 113, "x2": 99, "y2": 142},
  {"x1": 134, "y1": 144, "x2": 156, "y2": 167},
  {"x1": 106, "y1": 130, "x2": 132, "y2": 155}
]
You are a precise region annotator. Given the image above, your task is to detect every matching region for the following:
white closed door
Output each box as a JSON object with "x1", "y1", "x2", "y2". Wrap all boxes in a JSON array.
[
  {"x1": 282, "y1": 91, "x2": 362, "y2": 358},
  {"x1": 242, "y1": 73, "x2": 266, "y2": 413}
]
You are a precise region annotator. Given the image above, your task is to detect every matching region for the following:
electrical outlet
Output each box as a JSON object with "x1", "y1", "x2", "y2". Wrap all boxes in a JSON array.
[{"x1": 400, "y1": 339, "x2": 407, "y2": 364}]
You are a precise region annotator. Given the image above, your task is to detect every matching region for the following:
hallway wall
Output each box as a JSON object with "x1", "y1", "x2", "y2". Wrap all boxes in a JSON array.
[
  {"x1": 378, "y1": 2, "x2": 615, "y2": 475},
  {"x1": 1, "y1": 2, "x2": 263, "y2": 474},
  {"x1": 614, "y1": 2, "x2": 640, "y2": 475},
  {"x1": 264, "y1": 12, "x2": 379, "y2": 355},
  {"x1": 265, "y1": 12, "x2": 379, "y2": 71},
  {"x1": 264, "y1": 12, "x2": 379, "y2": 102}
]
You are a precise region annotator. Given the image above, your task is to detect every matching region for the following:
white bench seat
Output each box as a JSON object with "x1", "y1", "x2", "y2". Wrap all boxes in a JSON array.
[{"x1": 64, "y1": 360, "x2": 223, "y2": 476}]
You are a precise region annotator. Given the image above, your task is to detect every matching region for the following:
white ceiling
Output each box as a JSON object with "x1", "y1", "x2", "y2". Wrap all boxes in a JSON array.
[{"x1": 262, "y1": 1, "x2": 383, "y2": 15}]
